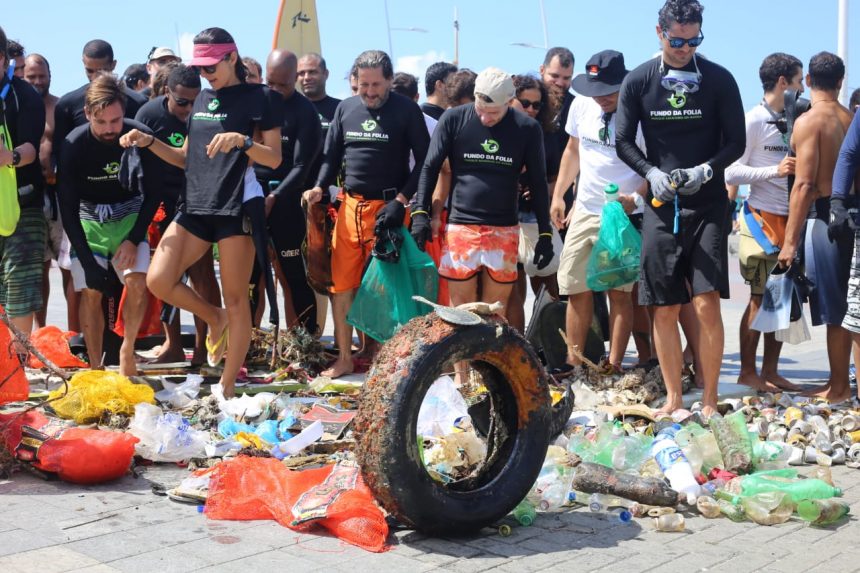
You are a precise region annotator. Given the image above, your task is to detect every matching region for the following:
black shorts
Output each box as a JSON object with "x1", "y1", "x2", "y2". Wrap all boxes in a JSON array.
[
  {"x1": 638, "y1": 200, "x2": 731, "y2": 306},
  {"x1": 175, "y1": 211, "x2": 251, "y2": 244}
]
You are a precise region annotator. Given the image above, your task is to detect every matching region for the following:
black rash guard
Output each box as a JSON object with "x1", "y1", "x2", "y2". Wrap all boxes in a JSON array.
[
  {"x1": 4, "y1": 77, "x2": 46, "y2": 206},
  {"x1": 421, "y1": 102, "x2": 446, "y2": 121},
  {"x1": 254, "y1": 90, "x2": 322, "y2": 199},
  {"x1": 308, "y1": 95, "x2": 340, "y2": 185},
  {"x1": 53, "y1": 83, "x2": 147, "y2": 160},
  {"x1": 414, "y1": 104, "x2": 551, "y2": 233},
  {"x1": 315, "y1": 92, "x2": 429, "y2": 199},
  {"x1": 57, "y1": 119, "x2": 160, "y2": 266},
  {"x1": 184, "y1": 83, "x2": 284, "y2": 216},
  {"x1": 134, "y1": 96, "x2": 188, "y2": 202},
  {"x1": 615, "y1": 56, "x2": 745, "y2": 208}
]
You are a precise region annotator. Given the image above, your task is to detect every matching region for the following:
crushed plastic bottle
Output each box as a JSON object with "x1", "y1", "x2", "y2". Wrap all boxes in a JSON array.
[
  {"x1": 740, "y1": 491, "x2": 794, "y2": 526},
  {"x1": 650, "y1": 424, "x2": 701, "y2": 504},
  {"x1": 797, "y1": 499, "x2": 850, "y2": 525},
  {"x1": 710, "y1": 411, "x2": 755, "y2": 474},
  {"x1": 718, "y1": 498, "x2": 746, "y2": 522},
  {"x1": 652, "y1": 513, "x2": 685, "y2": 532},
  {"x1": 739, "y1": 470, "x2": 842, "y2": 503},
  {"x1": 511, "y1": 500, "x2": 536, "y2": 526},
  {"x1": 528, "y1": 461, "x2": 571, "y2": 511},
  {"x1": 696, "y1": 495, "x2": 721, "y2": 518}
]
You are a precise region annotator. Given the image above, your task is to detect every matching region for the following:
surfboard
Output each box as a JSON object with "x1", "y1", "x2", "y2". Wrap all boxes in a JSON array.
[{"x1": 272, "y1": 0, "x2": 322, "y2": 55}]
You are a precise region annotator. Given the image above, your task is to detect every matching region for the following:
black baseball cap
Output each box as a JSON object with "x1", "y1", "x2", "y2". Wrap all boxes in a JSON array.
[{"x1": 571, "y1": 50, "x2": 628, "y2": 97}]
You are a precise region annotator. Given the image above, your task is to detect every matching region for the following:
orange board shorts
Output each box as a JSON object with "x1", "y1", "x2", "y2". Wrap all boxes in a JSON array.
[{"x1": 439, "y1": 223, "x2": 519, "y2": 283}]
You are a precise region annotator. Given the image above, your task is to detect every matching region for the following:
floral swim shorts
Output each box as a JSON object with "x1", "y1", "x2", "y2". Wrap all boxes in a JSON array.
[{"x1": 439, "y1": 223, "x2": 519, "y2": 283}]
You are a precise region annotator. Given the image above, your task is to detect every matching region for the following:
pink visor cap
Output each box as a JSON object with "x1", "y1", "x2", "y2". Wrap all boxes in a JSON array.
[{"x1": 189, "y1": 43, "x2": 237, "y2": 67}]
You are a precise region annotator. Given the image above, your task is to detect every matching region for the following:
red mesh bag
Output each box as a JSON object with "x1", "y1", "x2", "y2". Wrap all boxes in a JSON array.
[
  {"x1": 0, "y1": 307, "x2": 28, "y2": 404},
  {"x1": 28, "y1": 326, "x2": 88, "y2": 369},
  {"x1": 206, "y1": 457, "x2": 389, "y2": 552},
  {"x1": 422, "y1": 209, "x2": 449, "y2": 306},
  {"x1": 113, "y1": 289, "x2": 162, "y2": 339}
]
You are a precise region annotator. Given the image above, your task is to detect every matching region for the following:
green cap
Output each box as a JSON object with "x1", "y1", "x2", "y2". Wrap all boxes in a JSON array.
[{"x1": 605, "y1": 183, "x2": 619, "y2": 195}]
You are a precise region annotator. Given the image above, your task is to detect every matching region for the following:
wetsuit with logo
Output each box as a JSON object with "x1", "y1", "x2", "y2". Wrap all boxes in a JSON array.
[
  {"x1": 134, "y1": 95, "x2": 189, "y2": 224},
  {"x1": 53, "y1": 83, "x2": 147, "y2": 160},
  {"x1": 308, "y1": 95, "x2": 340, "y2": 190},
  {"x1": 616, "y1": 56, "x2": 745, "y2": 305},
  {"x1": 253, "y1": 90, "x2": 322, "y2": 331},
  {"x1": 57, "y1": 119, "x2": 159, "y2": 278},
  {"x1": 414, "y1": 104, "x2": 550, "y2": 233}
]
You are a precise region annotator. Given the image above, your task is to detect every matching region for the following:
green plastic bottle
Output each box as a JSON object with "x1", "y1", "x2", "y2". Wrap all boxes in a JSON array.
[
  {"x1": 797, "y1": 499, "x2": 850, "y2": 525},
  {"x1": 512, "y1": 500, "x2": 537, "y2": 526},
  {"x1": 740, "y1": 474, "x2": 841, "y2": 503}
]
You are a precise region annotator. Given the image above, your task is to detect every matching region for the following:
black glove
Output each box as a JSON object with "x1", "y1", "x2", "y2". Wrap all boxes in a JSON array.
[
  {"x1": 374, "y1": 199, "x2": 406, "y2": 233},
  {"x1": 410, "y1": 212, "x2": 432, "y2": 251},
  {"x1": 829, "y1": 196, "x2": 857, "y2": 242},
  {"x1": 82, "y1": 260, "x2": 110, "y2": 292},
  {"x1": 533, "y1": 234, "x2": 554, "y2": 271}
]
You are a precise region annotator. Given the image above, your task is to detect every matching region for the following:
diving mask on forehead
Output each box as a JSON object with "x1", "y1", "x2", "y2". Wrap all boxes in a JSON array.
[{"x1": 660, "y1": 54, "x2": 702, "y2": 94}]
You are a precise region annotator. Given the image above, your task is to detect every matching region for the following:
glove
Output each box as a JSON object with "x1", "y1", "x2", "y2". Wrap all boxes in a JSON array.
[
  {"x1": 410, "y1": 211, "x2": 432, "y2": 251},
  {"x1": 673, "y1": 165, "x2": 708, "y2": 196},
  {"x1": 533, "y1": 233, "x2": 554, "y2": 271},
  {"x1": 82, "y1": 260, "x2": 110, "y2": 292},
  {"x1": 374, "y1": 199, "x2": 406, "y2": 233},
  {"x1": 829, "y1": 196, "x2": 857, "y2": 242},
  {"x1": 646, "y1": 167, "x2": 676, "y2": 204}
]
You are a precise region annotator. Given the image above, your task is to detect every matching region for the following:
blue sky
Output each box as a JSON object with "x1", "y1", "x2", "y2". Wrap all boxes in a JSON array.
[{"x1": 4, "y1": 0, "x2": 858, "y2": 109}]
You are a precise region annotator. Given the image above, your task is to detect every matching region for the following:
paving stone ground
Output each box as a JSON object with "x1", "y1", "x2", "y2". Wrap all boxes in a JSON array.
[{"x1": 1, "y1": 241, "x2": 853, "y2": 572}]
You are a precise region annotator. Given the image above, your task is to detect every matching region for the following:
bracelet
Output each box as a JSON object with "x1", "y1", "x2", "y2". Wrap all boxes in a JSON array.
[
  {"x1": 411, "y1": 210, "x2": 429, "y2": 217},
  {"x1": 539, "y1": 232, "x2": 553, "y2": 238},
  {"x1": 142, "y1": 135, "x2": 155, "y2": 149}
]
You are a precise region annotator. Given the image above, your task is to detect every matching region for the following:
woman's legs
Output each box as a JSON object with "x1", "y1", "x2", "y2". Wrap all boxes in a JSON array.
[{"x1": 216, "y1": 234, "x2": 256, "y2": 397}]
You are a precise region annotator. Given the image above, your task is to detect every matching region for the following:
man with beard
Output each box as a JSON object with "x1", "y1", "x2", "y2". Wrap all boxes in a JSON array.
[
  {"x1": 304, "y1": 50, "x2": 429, "y2": 377},
  {"x1": 58, "y1": 73, "x2": 159, "y2": 375}
]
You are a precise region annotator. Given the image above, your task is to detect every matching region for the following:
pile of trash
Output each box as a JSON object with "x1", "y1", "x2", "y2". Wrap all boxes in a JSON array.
[{"x1": 511, "y1": 394, "x2": 855, "y2": 532}]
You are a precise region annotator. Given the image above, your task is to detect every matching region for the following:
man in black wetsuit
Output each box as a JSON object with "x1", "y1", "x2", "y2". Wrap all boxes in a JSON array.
[
  {"x1": 615, "y1": 0, "x2": 745, "y2": 417},
  {"x1": 304, "y1": 49, "x2": 429, "y2": 378},
  {"x1": 541, "y1": 47, "x2": 575, "y2": 222},
  {"x1": 256, "y1": 49, "x2": 322, "y2": 332},
  {"x1": 421, "y1": 61, "x2": 457, "y2": 121},
  {"x1": 54, "y1": 40, "x2": 147, "y2": 159},
  {"x1": 58, "y1": 74, "x2": 160, "y2": 376},
  {"x1": 412, "y1": 67, "x2": 554, "y2": 308}
]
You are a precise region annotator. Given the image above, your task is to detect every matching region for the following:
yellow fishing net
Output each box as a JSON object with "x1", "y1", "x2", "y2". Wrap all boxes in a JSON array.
[{"x1": 48, "y1": 370, "x2": 156, "y2": 424}]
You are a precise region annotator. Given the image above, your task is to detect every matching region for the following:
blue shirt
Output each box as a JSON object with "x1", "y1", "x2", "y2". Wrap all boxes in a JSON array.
[{"x1": 832, "y1": 111, "x2": 860, "y2": 211}]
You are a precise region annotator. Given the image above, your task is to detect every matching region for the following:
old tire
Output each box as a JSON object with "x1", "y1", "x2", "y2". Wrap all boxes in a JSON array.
[{"x1": 355, "y1": 314, "x2": 552, "y2": 535}]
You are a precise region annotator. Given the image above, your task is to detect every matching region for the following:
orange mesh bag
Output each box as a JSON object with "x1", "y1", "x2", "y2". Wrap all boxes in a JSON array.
[
  {"x1": 0, "y1": 306, "x2": 28, "y2": 404},
  {"x1": 28, "y1": 326, "x2": 88, "y2": 369},
  {"x1": 206, "y1": 457, "x2": 389, "y2": 552},
  {"x1": 113, "y1": 289, "x2": 163, "y2": 339}
]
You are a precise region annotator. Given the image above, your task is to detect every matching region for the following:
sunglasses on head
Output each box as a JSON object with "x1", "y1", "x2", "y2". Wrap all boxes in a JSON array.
[
  {"x1": 662, "y1": 29, "x2": 704, "y2": 49},
  {"x1": 196, "y1": 53, "x2": 231, "y2": 75},
  {"x1": 170, "y1": 92, "x2": 194, "y2": 107},
  {"x1": 518, "y1": 99, "x2": 542, "y2": 111}
]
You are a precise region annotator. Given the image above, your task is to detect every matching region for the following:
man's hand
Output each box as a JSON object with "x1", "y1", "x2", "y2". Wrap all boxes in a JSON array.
[
  {"x1": 430, "y1": 216, "x2": 442, "y2": 241},
  {"x1": 410, "y1": 212, "x2": 432, "y2": 250},
  {"x1": 618, "y1": 194, "x2": 636, "y2": 214},
  {"x1": 776, "y1": 156, "x2": 796, "y2": 178},
  {"x1": 374, "y1": 199, "x2": 406, "y2": 233},
  {"x1": 83, "y1": 261, "x2": 110, "y2": 292},
  {"x1": 533, "y1": 234, "x2": 554, "y2": 270},
  {"x1": 550, "y1": 196, "x2": 568, "y2": 229},
  {"x1": 113, "y1": 240, "x2": 138, "y2": 272},
  {"x1": 674, "y1": 165, "x2": 708, "y2": 196},
  {"x1": 0, "y1": 138, "x2": 12, "y2": 167},
  {"x1": 303, "y1": 186, "x2": 323, "y2": 205},
  {"x1": 646, "y1": 167, "x2": 676, "y2": 204},
  {"x1": 119, "y1": 129, "x2": 154, "y2": 149},
  {"x1": 828, "y1": 196, "x2": 857, "y2": 242},
  {"x1": 265, "y1": 194, "x2": 277, "y2": 217},
  {"x1": 206, "y1": 132, "x2": 245, "y2": 158},
  {"x1": 777, "y1": 243, "x2": 797, "y2": 269}
]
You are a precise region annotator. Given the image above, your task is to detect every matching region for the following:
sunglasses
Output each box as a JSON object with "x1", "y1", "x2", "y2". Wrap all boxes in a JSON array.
[
  {"x1": 196, "y1": 53, "x2": 231, "y2": 75},
  {"x1": 170, "y1": 92, "x2": 194, "y2": 107},
  {"x1": 662, "y1": 30, "x2": 704, "y2": 49},
  {"x1": 518, "y1": 99, "x2": 542, "y2": 111}
]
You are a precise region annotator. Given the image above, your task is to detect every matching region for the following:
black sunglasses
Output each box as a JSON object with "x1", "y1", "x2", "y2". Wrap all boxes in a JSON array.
[
  {"x1": 196, "y1": 53, "x2": 231, "y2": 75},
  {"x1": 662, "y1": 30, "x2": 704, "y2": 49},
  {"x1": 518, "y1": 99, "x2": 543, "y2": 111},
  {"x1": 170, "y1": 92, "x2": 194, "y2": 107}
]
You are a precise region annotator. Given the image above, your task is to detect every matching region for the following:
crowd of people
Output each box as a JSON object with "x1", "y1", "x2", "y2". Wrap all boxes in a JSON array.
[{"x1": 2, "y1": 0, "x2": 860, "y2": 416}]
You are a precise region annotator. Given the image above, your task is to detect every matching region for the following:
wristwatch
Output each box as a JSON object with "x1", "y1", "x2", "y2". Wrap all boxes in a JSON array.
[
  {"x1": 240, "y1": 135, "x2": 253, "y2": 152},
  {"x1": 701, "y1": 163, "x2": 714, "y2": 184},
  {"x1": 11, "y1": 149, "x2": 21, "y2": 167}
]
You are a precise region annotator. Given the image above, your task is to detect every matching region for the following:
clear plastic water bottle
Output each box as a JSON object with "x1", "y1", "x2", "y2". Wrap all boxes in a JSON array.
[{"x1": 650, "y1": 424, "x2": 701, "y2": 505}]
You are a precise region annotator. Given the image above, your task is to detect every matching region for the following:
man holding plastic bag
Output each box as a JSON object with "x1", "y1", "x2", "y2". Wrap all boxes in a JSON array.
[{"x1": 550, "y1": 50, "x2": 646, "y2": 376}]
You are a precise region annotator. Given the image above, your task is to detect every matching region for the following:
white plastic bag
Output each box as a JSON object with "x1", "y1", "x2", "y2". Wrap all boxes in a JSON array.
[
  {"x1": 417, "y1": 376, "x2": 469, "y2": 437},
  {"x1": 775, "y1": 312, "x2": 811, "y2": 345},
  {"x1": 155, "y1": 374, "x2": 203, "y2": 409},
  {"x1": 129, "y1": 403, "x2": 209, "y2": 462},
  {"x1": 751, "y1": 269, "x2": 793, "y2": 333}
]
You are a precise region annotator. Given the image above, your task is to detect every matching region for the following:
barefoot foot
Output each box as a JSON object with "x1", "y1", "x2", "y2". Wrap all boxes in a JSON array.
[
  {"x1": 760, "y1": 371, "x2": 803, "y2": 392},
  {"x1": 737, "y1": 371, "x2": 780, "y2": 393},
  {"x1": 322, "y1": 357, "x2": 354, "y2": 378}
]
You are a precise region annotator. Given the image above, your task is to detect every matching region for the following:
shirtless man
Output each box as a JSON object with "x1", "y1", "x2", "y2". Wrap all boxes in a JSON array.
[{"x1": 777, "y1": 52, "x2": 854, "y2": 403}]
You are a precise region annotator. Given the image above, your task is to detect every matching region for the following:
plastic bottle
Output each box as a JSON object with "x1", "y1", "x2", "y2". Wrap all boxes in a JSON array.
[
  {"x1": 740, "y1": 492, "x2": 794, "y2": 525},
  {"x1": 652, "y1": 513, "x2": 685, "y2": 532},
  {"x1": 739, "y1": 472, "x2": 842, "y2": 503},
  {"x1": 718, "y1": 499, "x2": 746, "y2": 522},
  {"x1": 700, "y1": 478, "x2": 727, "y2": 497},
  {"x1": 570, "y1": 462, "x2": 681, "y2": 507},
  {"x1": 696, "y1": 495, "x2": 721, "y2": 518},
  {"x1": 753, "y1": 440, "x2": 792, "y2": 470},
  {"x1": 797, "y1": 499, "x2": 850, "y2": 525},
  {"x1": 650, "y1": 424, "x2": 701, "y2": 504},
  {"x1": 511, "y1": 500, "x2": 536, "y2": 526},
  {"x1": 528, "y1": 462, "x2": 571, "y2": 511},
  {"x1": 588, "y1": 494, "x2": 633, "y2": 523},
  {"x1": 604, "y1": 183, "x2": 620, "y2": 202},
  {"x1": 709, "y1": 411, "x2": 755, "y2": 475},
  {"x1": 811, "y1": 466, "x2": 834, "y2": 486},
  {"x1": 271, "y1": 420, "x2": 324, "y2": 460}
]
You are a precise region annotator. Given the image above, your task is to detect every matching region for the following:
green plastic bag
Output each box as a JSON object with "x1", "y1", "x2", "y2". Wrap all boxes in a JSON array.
[
  {"x1": 347, "y1": 227, "x2": 438, "y2": 342},
  {"x1": 0, "y1": 117, "x2": 19, "y2": 237},
  {"x1": 585, "y1": 201, "x2": 640, "y2": 291}
]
